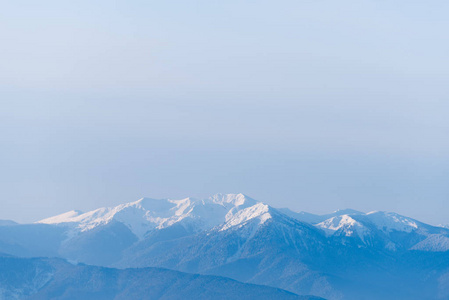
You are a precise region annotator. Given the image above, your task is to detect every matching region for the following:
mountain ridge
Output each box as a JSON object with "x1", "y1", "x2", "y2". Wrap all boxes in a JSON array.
[
  {"x1": 0, "y1": 255, "x2": 321, "y2": 300},
  {"x1": 2, "y1": 193, "x2": 449, "y2": 299},
  {"x1": 35, "y1": 193, "x2": 449, "y2": 253}
]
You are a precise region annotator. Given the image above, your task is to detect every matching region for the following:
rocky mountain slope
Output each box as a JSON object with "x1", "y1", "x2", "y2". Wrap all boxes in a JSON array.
[{"x1": 1, "y1": 194, "x2": 449, "y2": 299}]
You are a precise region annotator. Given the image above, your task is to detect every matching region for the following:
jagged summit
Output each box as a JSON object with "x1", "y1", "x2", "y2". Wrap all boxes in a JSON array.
[
  {"x1": 219, "y1": 202, "x2": 272, "y2": 231},
  {"x1": 311, "y1": 209, "x2": 449, "y2": 252},
  {"x1": 315, "y1": 210, "x2": 423, "y2": 236},
  {"x1": 209, "y1": 193, "x2": 257, "y2": 206},
  {"x1": 277, "y1": 207, "x2": 364, "y2": 224},
  {"x1": 316, "y1": 214, "x2": 369, "y2": 239},
  {"x1": 37, "y1": 193, "x2": 264, "y2": 239},
  {"x1": 364, "y1": 211, "x2": 420, "y2": 233},
  {"x1": 35, "y1": 194, "x2": 449, "y2": 253},
  {"x1": 6, "y1": 194, "x2": 449, "y2": 300}
]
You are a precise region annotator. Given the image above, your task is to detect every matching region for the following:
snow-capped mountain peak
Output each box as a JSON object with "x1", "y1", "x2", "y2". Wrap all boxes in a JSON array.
[
  {"x1": 37, "y1": 210, "x2": 84, "y2": 224},
  {"x1": 36, "y1": 194, "x2": 449, "y2": 254},
  {"x1": 316, "y1": 215, "x2": 369, "y2": 240},
  {"x1": 364, "y1": 211, "x2": 419, "y2": 233},
  {"x1": 208, "y1": 193, "x2": 258, "y2": 208},
  {"x1": 6, "y1": 195, "x2": 449, "y2": 300},
  {"x1": 37, "y1": 194, "x2": 265, "y2": 239},
  {"x1": 313, "y1": 210, "x2": 424, "y2": 238},
  {"x1": 220, "y1": 203, "x2": 272, "y2": 231},
  {"x1": 277, "y1": 207, "x2": 364, "y2": 225}
]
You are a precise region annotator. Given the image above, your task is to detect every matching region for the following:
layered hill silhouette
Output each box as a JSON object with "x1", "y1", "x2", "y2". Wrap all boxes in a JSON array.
[
  {"x1": 0, "y1": 255, "x2": 320, "y2": 300},
  {"x1": 1, "y1": 194, "x2": 449, "y2": 299}
]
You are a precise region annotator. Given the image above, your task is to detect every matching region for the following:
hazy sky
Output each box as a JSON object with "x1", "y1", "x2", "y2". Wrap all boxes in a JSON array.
[{"x1": 1, "y1": 0, "x2": 448, "y2": 224}]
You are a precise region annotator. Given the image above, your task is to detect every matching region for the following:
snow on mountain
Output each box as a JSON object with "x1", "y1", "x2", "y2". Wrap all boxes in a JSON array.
[
  {"x1": 411, "y1": 234, "x2": 449, "y2": 252},
  {"x1": 5, "y1": 194, "x2": 449, "y2": 300},
  {"x1": 364, "y1": 211, "x2": 419, "y2": 233},
  {"x1": 37, "y1": 194, "x2": 262, "y2": 239},
  {"x1": 38, "y1": 210, "x2": 84, "y2": 224},
  {"x1": 316, "y1": 215, "x2": 370, "y2": 241},
  {"x1": 210, "y1": 193, "x2": 258, "y2": 207},
  {"x1": 220, "y1": 203, "x2": 272, "y2": 231},
  {"x1": 278, "y1": 208, "x2": 364, "y2": 224},
  {"x1": 37, "y1": 194, "x2": 449, "y2": 253},
  {"x1": 315, "y1": 211, "x2": 422, "y2": 238},
  {"x1": 312, "y1": 209, "x2": 449, "y2": 252}
]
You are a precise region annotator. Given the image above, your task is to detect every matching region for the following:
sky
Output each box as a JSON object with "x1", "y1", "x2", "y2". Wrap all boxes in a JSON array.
[{"x1": 1, "y1": 0, "x2": 448, "y2": 224}]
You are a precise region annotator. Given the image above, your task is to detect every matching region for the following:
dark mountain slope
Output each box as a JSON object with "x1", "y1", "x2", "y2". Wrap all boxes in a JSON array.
[{"x1": 0, "y1": 256, "x2": 322, "y2": 300}]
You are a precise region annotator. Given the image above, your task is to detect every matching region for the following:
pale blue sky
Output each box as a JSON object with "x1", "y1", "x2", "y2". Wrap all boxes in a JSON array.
[{"x1": 1, "y1": 0, "x2": 448, "y2": 224}]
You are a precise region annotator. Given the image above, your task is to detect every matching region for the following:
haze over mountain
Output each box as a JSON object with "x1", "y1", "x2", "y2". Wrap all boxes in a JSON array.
[
  {"x1": 2, "y1": 0, "x2": 448, "y2": 299},
  {"x1": 2, "y1": 1, "x2": 449, "y2": 228},
  {"x1": 0, "y1": 255, "x2": 319, "y2": 300},
  {"x1": 1, "y1": 193, "x2": 449, "y2": 299}
]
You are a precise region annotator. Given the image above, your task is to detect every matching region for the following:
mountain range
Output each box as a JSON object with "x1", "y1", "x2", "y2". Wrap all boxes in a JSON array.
[
  {"x1": 1, "y1": 193, "x2": 449, "y2": 299},
  {"x1": 0, "y1": 255, "x2": 321, "y2": 300}
]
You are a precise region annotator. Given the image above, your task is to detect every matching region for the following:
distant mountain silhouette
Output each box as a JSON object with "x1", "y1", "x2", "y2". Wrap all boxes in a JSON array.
[{"x1": 1, "y1": 194, "x2": 449, "y2": 299}]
